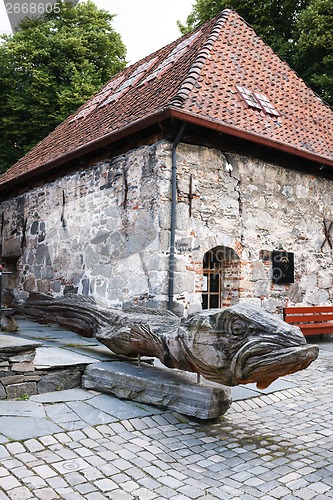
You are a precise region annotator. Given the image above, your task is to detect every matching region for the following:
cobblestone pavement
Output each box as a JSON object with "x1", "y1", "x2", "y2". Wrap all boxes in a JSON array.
[{"x1": 0, "y1": 339, "x2": 332, "y2": 499}]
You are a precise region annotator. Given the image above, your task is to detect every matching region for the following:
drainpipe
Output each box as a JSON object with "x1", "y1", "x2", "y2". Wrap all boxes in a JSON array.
[{"x1": 168, "y1": 123, "x2": 186, "y2": 312}]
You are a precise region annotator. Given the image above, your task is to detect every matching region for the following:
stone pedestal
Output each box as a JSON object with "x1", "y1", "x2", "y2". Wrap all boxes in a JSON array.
[
  {"x1": 83, "y1": 361, "x2": 232, "y2": 419},
  {"x1": 0, "y1": 334, "x2": 96, "y2": 399},
  {"x1": 0, "y1": 334, "x2": 41, "y2": 399}
]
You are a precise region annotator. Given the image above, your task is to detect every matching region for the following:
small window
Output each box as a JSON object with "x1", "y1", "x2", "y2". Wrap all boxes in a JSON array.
[
  {"x1": 236, "y1": 86, "x2": 279, "y2": 116},
  {"x1": 140, "y1": 31, "x2": 201, "y2": 86},
  {"x1": 237, "y1": 85, "x2": 262, "y2": 110},
  {"x1": 202, "y1": 250, "x2": 222, "y2": 309},
  {"x1": 69, "y1": 75, "x2": 125, "y2": 122},
  {"x1": 102, "y1": 57, "x2": 158, "y2": 106},
  {"x1": 254, "y1": 92, "x2": 279, "y2": 116},
  {"x1": 202, "y1": 246, "x2": 241, "y2": 309}
]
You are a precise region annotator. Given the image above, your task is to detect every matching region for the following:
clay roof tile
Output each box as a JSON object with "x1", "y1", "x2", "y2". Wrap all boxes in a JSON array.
[{"x1": 1, "y1": 8, "x2": 333, "y2": 190}]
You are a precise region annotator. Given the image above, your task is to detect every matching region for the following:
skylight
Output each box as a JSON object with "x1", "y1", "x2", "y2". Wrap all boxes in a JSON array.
[
  {"x1": 236, "y1": 85, "x2": 279, "y2": 116},
  {"x1": 237, "y1": 86, "x2": 262, "y2": 110},
  {"x1": 101, "y1": 57, "x2": 158, "y2": 107},
  {"x1": 70, "y1": 76, "x2": 125, "y2": 122},
  {"x1": 254, "y1": 92, "x2": 280, "y2": 116},
  {"x1": 139, "y1": 31, "x2": 201, "y2": 86},
  {"x1": 70, "y1": 57, "x2": 159, "y2": 122},
  {"x1": 69, "y1": 31, "x2": 202, "y2": 123}
]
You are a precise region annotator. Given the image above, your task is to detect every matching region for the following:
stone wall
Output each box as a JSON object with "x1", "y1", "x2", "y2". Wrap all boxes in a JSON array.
[
  {"x1": 172, "y1": 144, "x2": 333, "y2": 314},
  {"x1": 1, "y1": 144, "x2": 170, "y2": 309},
  {"x1": 1, "y1": 140, "x2": 333, "y2": 316},
  {"x1": 0, "y1": 335, "x2": 83, "y2": 399}
]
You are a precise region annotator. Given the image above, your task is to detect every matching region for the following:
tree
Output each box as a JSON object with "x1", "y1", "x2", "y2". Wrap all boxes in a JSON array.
[
  {"x1": 0, "y1": 1, "x2": 127, "y2": 172},
  {"x1": 292, "y1": 0, "x2": 333, "y2": 105},
  {"x1": 178, "y1": 0, "x2": 310, "y2": 63}
]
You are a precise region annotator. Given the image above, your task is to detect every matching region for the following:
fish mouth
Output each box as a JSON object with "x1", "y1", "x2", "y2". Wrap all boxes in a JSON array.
[{"x1": 231, "y1": 341, "x2": 319, "y2": 389}]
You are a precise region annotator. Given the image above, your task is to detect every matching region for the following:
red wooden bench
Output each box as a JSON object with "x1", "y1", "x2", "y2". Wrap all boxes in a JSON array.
[{"x1": 283, "y1": 305, "x2": 333, "y2": 337}]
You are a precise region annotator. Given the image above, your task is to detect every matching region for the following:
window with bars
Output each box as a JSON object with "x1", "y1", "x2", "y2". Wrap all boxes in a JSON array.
[
  {"x1": 202, "y1": 246, "x2": 241, "y2": 309},
  {"x1": 202, "y1": 250, "x2": 222, "y2": 309}
]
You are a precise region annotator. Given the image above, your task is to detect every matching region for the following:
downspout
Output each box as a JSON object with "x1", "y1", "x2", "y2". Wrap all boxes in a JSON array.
[{"x1": 168, "y1": 123, "x2": 186, "y2": 312}]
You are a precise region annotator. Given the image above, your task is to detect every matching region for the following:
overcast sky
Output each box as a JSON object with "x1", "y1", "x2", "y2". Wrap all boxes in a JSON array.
[{"x1": 0, "y1": 0, "x2": 194, "y2": 64}]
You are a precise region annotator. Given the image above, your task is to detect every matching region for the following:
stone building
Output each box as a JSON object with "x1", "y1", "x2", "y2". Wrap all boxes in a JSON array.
[{"x1": 1, "y1": 9, "x2": 333, "y2": 317}]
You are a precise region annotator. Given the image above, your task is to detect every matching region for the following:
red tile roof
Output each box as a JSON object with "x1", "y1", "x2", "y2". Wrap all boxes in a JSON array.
[{"x1": 1, "y1": 9, "x2": 333, "y2": 190}]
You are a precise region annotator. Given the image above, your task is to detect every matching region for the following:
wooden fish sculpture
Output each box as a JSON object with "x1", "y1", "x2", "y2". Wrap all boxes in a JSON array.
[{"x1": 15, "y1": 294, "x2": 318, "y2": 389}]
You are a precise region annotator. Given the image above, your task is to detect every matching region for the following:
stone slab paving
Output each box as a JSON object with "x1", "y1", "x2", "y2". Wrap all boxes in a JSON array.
[{"x1": 0, "y1": 331, "x2": 332, "y2": 498}]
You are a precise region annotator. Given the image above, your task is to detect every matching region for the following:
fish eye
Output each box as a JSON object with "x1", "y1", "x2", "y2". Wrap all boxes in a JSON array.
[
  {"x1": 220, "y1": 315, "x2": 248, "y2": 336},
  {"x1": 231, "y1": 319, "x2": 248, "y2": 336}
]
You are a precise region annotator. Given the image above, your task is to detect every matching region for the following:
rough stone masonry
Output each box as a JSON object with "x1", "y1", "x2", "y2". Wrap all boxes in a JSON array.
[{"x1": 1, "y1": 141, "x2": 333, "y2": 316}]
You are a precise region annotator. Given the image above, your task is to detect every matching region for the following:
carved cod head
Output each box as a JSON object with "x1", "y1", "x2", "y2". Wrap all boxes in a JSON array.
[{"x1": 179, "y1": 303, "x2": 319, "y2": 389}]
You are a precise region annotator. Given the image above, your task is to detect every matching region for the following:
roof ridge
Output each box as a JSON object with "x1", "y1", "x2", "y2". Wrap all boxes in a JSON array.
[{"x1": 170, "y1": 9, "x2": 232, "y2": 108}]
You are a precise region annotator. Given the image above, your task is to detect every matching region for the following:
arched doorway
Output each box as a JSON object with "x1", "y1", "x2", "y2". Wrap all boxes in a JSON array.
[{"x1": 202, "y1": 246, "x2": 240, "y2": 309}]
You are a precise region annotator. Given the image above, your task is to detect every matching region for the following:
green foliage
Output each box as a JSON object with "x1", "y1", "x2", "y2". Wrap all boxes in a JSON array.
[
  {"x1": 16, "y1": 393, "x2": 30, "y2": 401},
  {"x1": 292, "y1": 0, "x2": 333, "y2": 105},
  {"x1": 178, "y1": 0, "x2": 310, "y2": 61},
  {"x1": 0, "y1": 0, "x2": 127, "y2": 172}
]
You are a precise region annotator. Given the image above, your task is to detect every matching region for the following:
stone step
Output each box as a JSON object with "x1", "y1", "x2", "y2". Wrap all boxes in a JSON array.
[
  {"x1": 34, "y1": 347, "x2": 100, "y2": 369},
  {"x1": 0, "y1": 333, "x2": 40, "y2": 353},
  {"x1": 82, "y1": 361, "x2": 232, "y2": 420}
]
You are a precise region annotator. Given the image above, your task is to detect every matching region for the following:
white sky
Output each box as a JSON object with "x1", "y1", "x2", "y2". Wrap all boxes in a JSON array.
[{"x1": 0, "y1": 0, "x2": 194, "y2": 64}]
